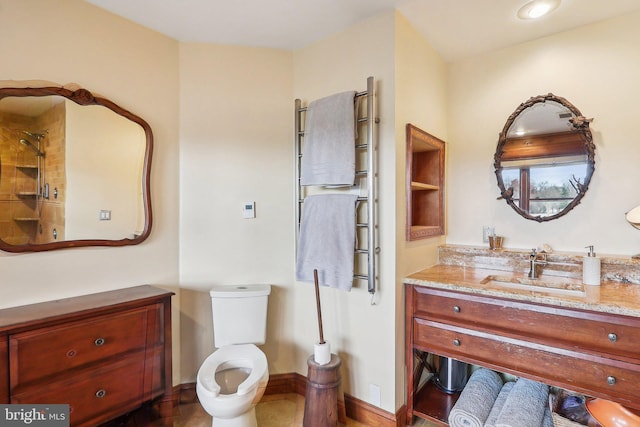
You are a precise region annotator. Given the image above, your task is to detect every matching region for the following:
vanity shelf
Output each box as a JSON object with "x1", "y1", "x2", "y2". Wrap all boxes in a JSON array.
[
  {"x1": 412, "y1": 380, "x2": 459, "y2": 426},
  {"x1": 405, "y1": 282, "x2": 640, "y2": 426},
  {"x1": 406, "y1": 124, "x2": 445, "y2": 240}
]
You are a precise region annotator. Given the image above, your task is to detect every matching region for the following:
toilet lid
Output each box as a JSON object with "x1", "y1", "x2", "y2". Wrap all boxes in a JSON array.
[{"x1": 197, "y1": 344, "x2": 267, "y2": 398}]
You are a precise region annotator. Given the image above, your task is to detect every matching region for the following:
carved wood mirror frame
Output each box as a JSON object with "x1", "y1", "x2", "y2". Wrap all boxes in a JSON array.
[
  {"x1": 0, "y1": 85, "x2": 153, "y2": 252},
  {"x1": 494, "y1": 93, "x2": 595, "y2": 222}
]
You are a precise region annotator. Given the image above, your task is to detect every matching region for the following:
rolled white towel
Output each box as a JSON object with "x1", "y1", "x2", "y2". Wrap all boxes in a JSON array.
[
  {"x1": 484, "y1": 382, "x2": 515, "y2": 427},
  {"x1": 495, "y1": 378, "x2": 549, "y2": 427},
  {"x1": 448, "y1": 368, "x2": 503, "y2": 427}
]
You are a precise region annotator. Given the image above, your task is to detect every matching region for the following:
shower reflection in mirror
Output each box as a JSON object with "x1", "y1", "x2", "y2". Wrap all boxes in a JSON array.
[
  {"x1": 14, "y1": 129, "x2": 50, "y2": 241},
  {"x1": 19, "y1": 129, "x2": 48, "y2": 199}
]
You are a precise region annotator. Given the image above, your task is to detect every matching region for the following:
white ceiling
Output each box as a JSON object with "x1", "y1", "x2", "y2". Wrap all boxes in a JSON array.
[{"x1": 84, "y1": 0, "x2": 640, "y2": 62}]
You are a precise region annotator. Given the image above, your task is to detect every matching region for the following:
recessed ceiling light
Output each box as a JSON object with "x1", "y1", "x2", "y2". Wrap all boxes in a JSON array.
[{"x1": 517, "y1": 0, "x2": 561, "y2": 20}]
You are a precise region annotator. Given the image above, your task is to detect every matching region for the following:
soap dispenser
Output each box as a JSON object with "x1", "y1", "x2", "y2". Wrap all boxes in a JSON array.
[{"x1": 583, "y1": 245, "x2": 601, "y2": 286}]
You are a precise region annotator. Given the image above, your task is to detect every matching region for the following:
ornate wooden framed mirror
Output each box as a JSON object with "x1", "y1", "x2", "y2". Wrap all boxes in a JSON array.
[{"x1": 0, "y1": 84, "x2": 153, "y2": 252}]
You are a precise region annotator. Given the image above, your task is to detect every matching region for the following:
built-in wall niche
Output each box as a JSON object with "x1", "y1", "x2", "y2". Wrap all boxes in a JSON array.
[{"x1": 406, "y1": 124, "x2": 445, "y2": 240}]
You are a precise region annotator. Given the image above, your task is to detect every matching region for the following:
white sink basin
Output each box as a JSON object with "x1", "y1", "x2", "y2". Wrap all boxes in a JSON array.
[{"x1": 480, "y1": 274, "x2": 585, "y2": 296}]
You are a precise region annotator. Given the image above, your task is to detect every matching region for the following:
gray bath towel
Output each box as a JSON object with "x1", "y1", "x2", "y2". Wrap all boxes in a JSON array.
[
  {"x1": 300, "y1": 91, "x2": 356, "y2": 186},
  {"x1": 495, "y1": 378, "x2": 549, "y2": 427},
  {"x1": 542, "y1": 407, "x2": 553, "y2": 427},
  {"x1": 449, "y1": 368, "x2": 503, "y2": 427},
  {"x1": 484, "y1": 381, "x2": 515, "y2": 427},
  {"x1": 296, "y1": 194, "x2": 358, "y2": 291}
]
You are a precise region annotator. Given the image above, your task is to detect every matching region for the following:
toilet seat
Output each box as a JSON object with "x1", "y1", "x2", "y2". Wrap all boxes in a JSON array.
[{"x1": 197, "y1": 344, "x2": 267, "y2": 398}]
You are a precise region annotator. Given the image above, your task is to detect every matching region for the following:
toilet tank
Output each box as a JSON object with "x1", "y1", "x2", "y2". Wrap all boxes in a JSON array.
[{"x1": 210, "y1": 284, "x2": 271, "y2": 348}]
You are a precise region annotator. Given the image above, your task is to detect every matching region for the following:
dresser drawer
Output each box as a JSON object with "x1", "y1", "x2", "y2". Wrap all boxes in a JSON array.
[
  {"x1": 412, "y1": 286, "x2": 640, "y2": 360},
  {"x1": 12, "y1": 355, "x2": 145, "y2": 427},
  {"x1": 413, "y1": 318, "x2": 640, "y2": 407},
  {"x1": 10, "y1": 307, "x2": 149, "y2": 388}
]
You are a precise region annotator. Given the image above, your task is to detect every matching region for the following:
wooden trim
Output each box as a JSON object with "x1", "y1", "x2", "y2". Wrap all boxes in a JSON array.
[
  {"x1": 345, "y1": 393, "x2": 402, "y2": 427},
  {"x1": 177, "y1": 372, "x2": 402, "y2": 426},
  {"x1": 264, "y1": 372, "x2": 306, "y2": 396}
]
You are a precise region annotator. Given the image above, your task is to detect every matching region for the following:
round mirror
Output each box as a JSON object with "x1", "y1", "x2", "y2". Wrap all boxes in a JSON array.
[{"x1": 494, "y1": 93, "x2": 595, "y2": 222}]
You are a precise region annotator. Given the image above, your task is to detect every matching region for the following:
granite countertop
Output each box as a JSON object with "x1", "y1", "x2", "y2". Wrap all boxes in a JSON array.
[{"x1": 405, "y1": 264, "x2": 640, "y2": 318}]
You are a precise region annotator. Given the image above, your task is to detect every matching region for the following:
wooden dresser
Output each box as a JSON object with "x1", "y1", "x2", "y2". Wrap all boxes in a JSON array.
[
  {"x1": 0, "y1": 285, "x2": 174, "y2": 427},
  {"x1": 405, "y1": 282, "x2": 640, "y2": 426}
]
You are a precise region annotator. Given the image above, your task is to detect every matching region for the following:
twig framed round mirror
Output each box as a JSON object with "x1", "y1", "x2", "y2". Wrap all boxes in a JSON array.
[
  {"x1": 494, "y1": 93, "x2": 595, "y2": 222},
  {"x1": 0, "y1": 83, "x2": 153, "y2": 252}
]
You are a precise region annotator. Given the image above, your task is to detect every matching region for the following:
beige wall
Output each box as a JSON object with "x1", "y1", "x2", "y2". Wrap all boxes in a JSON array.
[
  {"x1": 178, "y1": 43, "x2": 295, "y2": 381},
  {"x1": 447, "y1": 11, "x2": 640, "y2": 256},
  {"x1": 0, "y1": 0, "x2": 181, "y2": 383},
  {"x1": 293, "y1": 11, "x2": 399, "y2": 412},
  {"x1": 393, "y1": 12, "x2": 449, "y2": 409}
]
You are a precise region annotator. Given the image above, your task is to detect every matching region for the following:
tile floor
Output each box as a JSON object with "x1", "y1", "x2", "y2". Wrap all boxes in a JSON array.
[{"x1": 105, "y1": 392, "x2": 441, "y2": 426}]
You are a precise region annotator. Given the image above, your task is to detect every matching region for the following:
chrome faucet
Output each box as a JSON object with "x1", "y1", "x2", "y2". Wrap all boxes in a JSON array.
[{"x1": 528, "y1": 249, "x2": 547, "y2": 279}]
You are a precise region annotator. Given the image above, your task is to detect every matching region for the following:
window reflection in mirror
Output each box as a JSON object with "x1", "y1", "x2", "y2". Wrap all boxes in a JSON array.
[{"x1": 494, "y1": 94, "x2": 594, "y2": 222}]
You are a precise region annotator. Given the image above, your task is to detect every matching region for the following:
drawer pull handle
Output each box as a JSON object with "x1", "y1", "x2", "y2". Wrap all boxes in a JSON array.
[
  {"x1": 453, "y1": 339, "x2": 461, "y2": 346},
  {"x1": 608, "y1": 333, "x2": 617, "y2": 343},
  {"x1": 453, "y1": 306, "x2": 461, "y2": 313},
  {"x1": 95, "y1": 389, "x2": 107, "y2": 398},
  {"x1": 94, "y1": 338, "x2": 105, "y2": 346},
  {"x1": 607, "y1": 376, "x2": 616, "y2": 385}
]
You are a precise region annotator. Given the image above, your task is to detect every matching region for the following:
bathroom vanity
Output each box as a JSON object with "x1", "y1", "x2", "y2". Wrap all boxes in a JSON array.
[
  {"x1": 0, "y1": 285, "x2": 174, "y2": 427},
  {"x1": 404, "y1": 246, "x2": 640, "y2": 426}
]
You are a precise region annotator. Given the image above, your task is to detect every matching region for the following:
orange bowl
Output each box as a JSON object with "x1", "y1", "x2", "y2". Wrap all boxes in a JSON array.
[{"x1": 586, "y1": 399, "x2": 640, "y2": 427}]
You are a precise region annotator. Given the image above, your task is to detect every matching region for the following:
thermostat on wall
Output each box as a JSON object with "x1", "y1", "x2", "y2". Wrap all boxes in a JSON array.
[{"x1": 242, "y1": 201, "x2": 255, "y2": 219}]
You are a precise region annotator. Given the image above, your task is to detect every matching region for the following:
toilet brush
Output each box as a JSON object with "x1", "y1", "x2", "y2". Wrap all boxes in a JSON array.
[
  {"x1": 313, "y1": 269, "x2": 330, "y2": 364},
  {"x1": 314, "y1": 269, "x2": 325, "y2": 344}
]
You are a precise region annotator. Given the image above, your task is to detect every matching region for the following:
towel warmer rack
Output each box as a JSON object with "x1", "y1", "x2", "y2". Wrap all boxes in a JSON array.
[{"x1": 295, "y1": 76, "x2": 379, "y2": 300}]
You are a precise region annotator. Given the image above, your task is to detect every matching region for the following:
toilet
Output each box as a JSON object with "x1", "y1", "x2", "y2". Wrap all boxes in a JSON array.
[{"x1": 196, "y1": 284, "x2": 271, "y2": 427}]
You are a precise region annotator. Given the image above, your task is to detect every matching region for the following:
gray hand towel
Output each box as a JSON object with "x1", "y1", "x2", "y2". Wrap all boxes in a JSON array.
[
  {"x1": 300, "y1": 91, "x2": 356, "y2": 186},
  {"x1": 295, "y1": 194, "x2": 358, "y2": 291},
  {"x1": 449, "y1": 368, "x2": 503, "y2": 427},
  {"x1": 495, "y1": 378, "x2": 549, "y2": 427},
  {"x1": 484, "y1": 381, "x2": 515, "y2": 427}
]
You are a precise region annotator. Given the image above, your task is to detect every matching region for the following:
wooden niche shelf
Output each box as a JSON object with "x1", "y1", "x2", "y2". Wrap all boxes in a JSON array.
[{"x1": 406, "y1": 124, "x2": 445, "y2": 240}]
